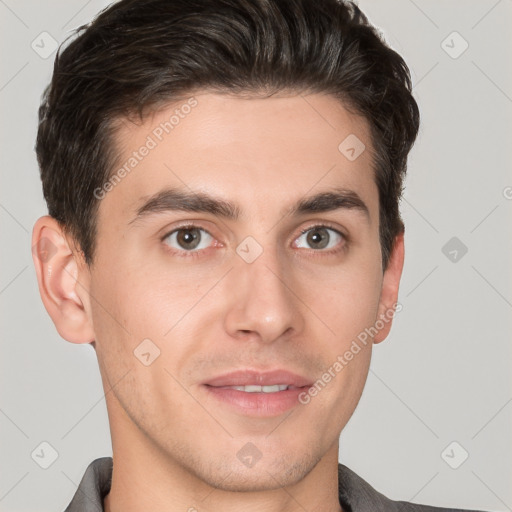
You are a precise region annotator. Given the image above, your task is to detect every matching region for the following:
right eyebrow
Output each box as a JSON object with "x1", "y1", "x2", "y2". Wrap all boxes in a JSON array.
[{"x1": 129, "y1": 188, "x2": 241, "y2": 225}]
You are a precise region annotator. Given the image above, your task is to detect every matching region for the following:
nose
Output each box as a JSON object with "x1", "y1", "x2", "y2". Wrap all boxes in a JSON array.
[{"x1": 223, "y1": 244, "x2": 305, "y2": 345}]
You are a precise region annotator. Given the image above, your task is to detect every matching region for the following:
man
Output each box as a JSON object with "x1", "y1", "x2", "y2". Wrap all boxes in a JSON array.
[{"x1": 31, "y1": 0, "x2": 489, "y2": 510}]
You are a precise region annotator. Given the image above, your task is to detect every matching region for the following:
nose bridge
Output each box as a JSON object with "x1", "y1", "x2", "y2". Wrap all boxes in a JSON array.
[{"x1": 223, "y1": 238, "x2": 303, "y2": 342}]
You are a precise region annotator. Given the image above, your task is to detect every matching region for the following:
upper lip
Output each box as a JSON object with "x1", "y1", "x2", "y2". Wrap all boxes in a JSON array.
[{"x1": 203, "y1": 369, "x2": 313, "y2": 388}]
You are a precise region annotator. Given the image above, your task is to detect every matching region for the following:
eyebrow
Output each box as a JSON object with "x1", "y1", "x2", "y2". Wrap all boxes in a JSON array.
[{"x1": 129, "y1": 186, "x2": 370, "y2": 225}]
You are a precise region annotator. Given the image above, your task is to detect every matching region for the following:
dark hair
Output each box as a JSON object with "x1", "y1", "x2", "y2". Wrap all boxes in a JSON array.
[{"x1": 36, "y1": 0, "x2": 420, "y2": 269}]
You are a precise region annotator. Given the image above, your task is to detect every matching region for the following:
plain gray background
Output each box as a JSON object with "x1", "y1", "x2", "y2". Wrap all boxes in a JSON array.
[{"x1": 1, "y1": 0, "x2": 511, "y2": 511}]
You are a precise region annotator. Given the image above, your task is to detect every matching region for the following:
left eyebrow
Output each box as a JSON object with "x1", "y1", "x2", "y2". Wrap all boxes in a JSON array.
[
  {"x1": 291, "y1": 188, "x2": 369, "y2": 220},
  {"x1": 128, "y1": 186, "x2": 370, "y2": 226}
]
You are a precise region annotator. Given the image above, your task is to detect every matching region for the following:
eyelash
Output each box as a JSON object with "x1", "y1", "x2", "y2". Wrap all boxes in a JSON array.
[{"x1": 161, "y1": 222, "x2": 347, "y2": 259}]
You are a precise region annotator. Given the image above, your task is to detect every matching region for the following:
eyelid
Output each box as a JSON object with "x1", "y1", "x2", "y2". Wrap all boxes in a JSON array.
[
  {"x1": 297, "y1": 221, "x2": 347, "y2": 238},
  {"x1": 160, "y1": 221, "x2": 217, "y2": 240}
]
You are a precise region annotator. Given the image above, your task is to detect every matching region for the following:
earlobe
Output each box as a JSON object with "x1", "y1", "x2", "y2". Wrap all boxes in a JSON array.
[
  {"x1": 31, "y1": 216, "x2": 95, "y2": 344},
  {"x1": 373, "y1": 231, "x2": 405, "y2": 344}
]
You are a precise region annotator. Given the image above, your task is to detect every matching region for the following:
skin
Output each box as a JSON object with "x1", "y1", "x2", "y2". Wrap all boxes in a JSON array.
[{"x1": 32, "y1": 92, "x2": 404, "y2": 512}]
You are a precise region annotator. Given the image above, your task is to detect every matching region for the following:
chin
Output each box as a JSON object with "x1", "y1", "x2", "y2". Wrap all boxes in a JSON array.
[{"x1": 195, "y1": 451, "x2": 321, "y2": 492}]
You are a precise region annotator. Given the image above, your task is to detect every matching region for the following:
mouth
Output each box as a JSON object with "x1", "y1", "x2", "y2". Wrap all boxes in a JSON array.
[{"x1": 201, "y1": 369, "x2": 313, "y2": 417}]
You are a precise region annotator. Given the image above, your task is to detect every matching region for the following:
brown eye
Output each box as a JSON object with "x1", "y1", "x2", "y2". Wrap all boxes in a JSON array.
[{"x1": 163, "y1": 226, "x2": 213, "y2": 252}]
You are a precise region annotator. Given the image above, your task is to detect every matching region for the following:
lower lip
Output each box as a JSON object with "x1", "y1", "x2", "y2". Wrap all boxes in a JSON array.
[{"x1": 203, "y1": 385, "x2": 311, "y2": 417}]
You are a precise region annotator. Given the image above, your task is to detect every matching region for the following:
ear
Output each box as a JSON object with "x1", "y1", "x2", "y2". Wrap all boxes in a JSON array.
[
  {"x1": 373, "y1": 231, "x2": 405, "y2": 344},
  {"x1": 31, "y1": 216, "x2": 95, "y2": 344}
]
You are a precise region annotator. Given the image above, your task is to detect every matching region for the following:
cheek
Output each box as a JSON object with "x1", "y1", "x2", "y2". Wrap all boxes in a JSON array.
[
  {"x1": 315, "y1": 257, "x2": 381, "y2": 420},
  {"x1": 88, "y1": 258, "x2": 217, "y2": 384},
  {"x1": 89, "y1": 253, "x2": 182, "y2": 334},
  {"x1": 306, "y1": 261, "x2": 383, "y2": 346}
]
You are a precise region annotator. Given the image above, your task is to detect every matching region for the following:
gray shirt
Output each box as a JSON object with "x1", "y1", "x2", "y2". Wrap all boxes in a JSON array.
[{"x1": 63, "y1": 457, "x2": 486, "y2": 512}]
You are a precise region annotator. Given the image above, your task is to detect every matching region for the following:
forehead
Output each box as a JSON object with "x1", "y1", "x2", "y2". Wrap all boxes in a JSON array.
[{"x1": 101, "y1": 92, "x2": 377, "y2": 226}]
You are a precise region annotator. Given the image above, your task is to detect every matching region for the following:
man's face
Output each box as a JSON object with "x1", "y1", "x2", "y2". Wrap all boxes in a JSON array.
[{"x1": 82, "y1": 92, "x2": 393, "y2": 490}]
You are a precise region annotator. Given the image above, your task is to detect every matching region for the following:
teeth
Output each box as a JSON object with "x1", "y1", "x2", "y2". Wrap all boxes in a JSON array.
[{"x1": 228, "y1": 384, "x2": 289, "y2": 393}]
